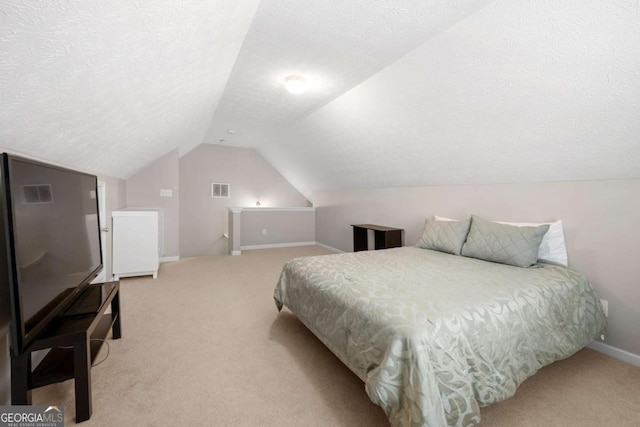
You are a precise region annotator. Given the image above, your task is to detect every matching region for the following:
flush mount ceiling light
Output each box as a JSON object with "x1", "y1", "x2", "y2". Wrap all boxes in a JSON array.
[{"x1": 285, "y1": 75, "x2": 307, "y2": 94}]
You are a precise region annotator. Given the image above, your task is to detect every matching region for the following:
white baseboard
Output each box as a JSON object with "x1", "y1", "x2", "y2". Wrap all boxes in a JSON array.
[
  {"x1": 240, "y1": 241, "x2": 317, "y2": 251},
  {"x1": 160, "y1": 256, "x2": 180, "y2": 263},
  {"x1": 231, "y1": 250, "x2": 241, "y2": 256},
  {"x1": 588, "y1": 341, "x2": 640, "y2": 368},
  {"x1": 315, "y1": 242, "x2": 344, "y2": 253}
]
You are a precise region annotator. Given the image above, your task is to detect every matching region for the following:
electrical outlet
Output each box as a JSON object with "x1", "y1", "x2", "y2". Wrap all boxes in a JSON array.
[
  {"x1": 262, "y1": 229, "x2": 267, "y2": 236},
  {"x1": 160, "y1": 189, "x2": 173, "y2": 197},
  {"x1": 600, "y1": 299, "x2": 608, "y2": 317}
]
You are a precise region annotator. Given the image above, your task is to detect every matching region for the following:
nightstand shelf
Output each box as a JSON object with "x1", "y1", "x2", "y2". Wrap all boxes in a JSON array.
[{"x1": 351, "y1": 224, "x2": 403, "y2": 252}]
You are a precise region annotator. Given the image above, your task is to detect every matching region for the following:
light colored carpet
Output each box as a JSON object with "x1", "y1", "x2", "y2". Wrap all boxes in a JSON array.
[{"x1": 32, "y1": 246, "x2": 640, "y2": 426}]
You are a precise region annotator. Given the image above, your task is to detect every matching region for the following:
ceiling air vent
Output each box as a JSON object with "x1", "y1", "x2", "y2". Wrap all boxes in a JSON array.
[{"x1": 211, "y1": 182, "x2": 230, "y2": 198}]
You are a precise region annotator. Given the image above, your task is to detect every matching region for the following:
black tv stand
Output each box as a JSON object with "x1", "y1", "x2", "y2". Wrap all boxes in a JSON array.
[{"x1": 10, "y1": 281, "x2": 122, "y2": 423}]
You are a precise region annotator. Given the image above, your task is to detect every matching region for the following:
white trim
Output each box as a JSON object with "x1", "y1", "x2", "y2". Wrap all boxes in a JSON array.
[
  {"x1": 588, "y1": 341, "x2": 640, "y2": 368},
  {"x1": 114, "y1": 270, "x2": 157, "y2": 280},
  {"x1": 231, "y1": 250, "x2": 242, "y2": 256},
  {"x1": 228, "y1": 206, "x2": 315, "y2": 212},
  {"x1": 91, "y1": 180, "x2": 107, "y2": 284},
  {"x1": 240, "y1": 241, "x2": 317, "y2": 251},
  {"x1": 160, "y1": 256, "x2": 180, "y2": 263},
  {"x1": 315, "y1": 242, "x2": 344, "y2": 253},
  {"x1": 112, "y1": 209, "x2": 159, "y2": 216}
]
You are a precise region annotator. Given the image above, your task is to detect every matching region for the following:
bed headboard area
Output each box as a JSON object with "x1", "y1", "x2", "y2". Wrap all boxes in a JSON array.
[{"x1": 313, "y1": 178, "x2": 640, "y2": 360}]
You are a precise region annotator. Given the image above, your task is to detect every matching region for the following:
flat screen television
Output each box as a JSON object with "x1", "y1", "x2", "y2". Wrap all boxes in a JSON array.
[{"x1": 0, "y1": 153, "x2": 103, "y2": 356}]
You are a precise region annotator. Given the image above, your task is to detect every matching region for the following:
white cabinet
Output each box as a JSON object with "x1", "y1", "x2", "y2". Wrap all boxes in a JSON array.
[{"x1": 112, "y1": 209, "x2": 161, "y2": 280}]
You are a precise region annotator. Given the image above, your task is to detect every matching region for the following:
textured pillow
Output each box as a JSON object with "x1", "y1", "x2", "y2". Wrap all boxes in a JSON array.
[
  {"x1": 495, "y1": 220, "x2": 568, "y2": 266},
  {"x1": 461, "y1": 216, "x2": 550, "y2": 267},
  {"x1": 416, "y1": 218, "x2": 471, "y2": 255},
  {"x1": 438, "y1": 215, "x2": 567, "y2": 266}
]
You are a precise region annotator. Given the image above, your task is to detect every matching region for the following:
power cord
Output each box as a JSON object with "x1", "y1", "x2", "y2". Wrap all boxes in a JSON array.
[
  {"x1": 91, "y1": 338, "x2": 110, "y2": 366},
  {"x1": 54, "y1": 338, "x2": 110, "y2": 366}
]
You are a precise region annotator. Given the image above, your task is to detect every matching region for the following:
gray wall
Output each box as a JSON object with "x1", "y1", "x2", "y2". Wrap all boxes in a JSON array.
[
  {"x1": 313, "y1": 179, "x2": 640, "y2": 357},
  {"x1": 125, "y1": 149, "x2": 179, "y2": 258},
  {"x1": 179, "y1": 144, "x2": 310, "y2": 257},
  {"x1": 240, "y1": 208, "x2": 315, "y2": 248}
]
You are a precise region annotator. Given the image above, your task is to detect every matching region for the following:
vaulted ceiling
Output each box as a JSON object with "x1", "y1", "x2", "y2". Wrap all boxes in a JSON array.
[{"x1": 2, "y1": 0, "x2": 639, "y2": 199}]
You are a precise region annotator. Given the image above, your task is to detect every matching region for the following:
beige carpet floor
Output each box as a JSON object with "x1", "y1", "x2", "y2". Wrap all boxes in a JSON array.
[{"x1": 33, "y1": 246, "x2": 640, "y2": 426}]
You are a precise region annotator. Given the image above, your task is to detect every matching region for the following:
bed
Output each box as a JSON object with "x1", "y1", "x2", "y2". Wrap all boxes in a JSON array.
[{"x1": 273, "y1": 217, "x2": 607, "y2": 427}]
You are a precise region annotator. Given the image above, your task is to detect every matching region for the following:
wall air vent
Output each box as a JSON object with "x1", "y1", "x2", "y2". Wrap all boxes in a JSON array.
[
  {"x1": 211, "y1": 182, "x2": 230, "y2": 198},
  {"x1": 21, "y1": 184, "x2": 54, "y2": 204}
]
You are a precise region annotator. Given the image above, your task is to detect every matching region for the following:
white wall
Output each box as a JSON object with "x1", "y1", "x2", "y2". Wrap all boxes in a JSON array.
[
  {"x1": 313, "y1": 179, "x2": 640, "y2": 357},
  {"x1": 96, "y1": 174, "x2": 127, "y2": 280}
]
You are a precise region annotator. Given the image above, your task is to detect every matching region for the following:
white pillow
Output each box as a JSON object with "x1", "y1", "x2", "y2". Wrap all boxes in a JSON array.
[
  {"x1": 434, "y1": 215, "x2": 568, "y2": 266},
  {"x1": 495, "y1": 220, "x2": 568, "y2": 266},
  {"x1": 434, "y1": 215, "x2": 457, "y2": 221}
]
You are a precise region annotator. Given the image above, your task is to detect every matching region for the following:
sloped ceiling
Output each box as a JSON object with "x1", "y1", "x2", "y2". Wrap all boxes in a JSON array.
[
  {"x1": 2, "y1": 0, "x2": 639, "y2": 199},
  {"x1": 252, "y1": 0, "x2": 640, "y2": 198},
  {"x1": 203, "y1": 0, "x2": 494, "y2": 147},
  {"x1": 0, "y1": 0, "x2": 260, "y2": 177}
]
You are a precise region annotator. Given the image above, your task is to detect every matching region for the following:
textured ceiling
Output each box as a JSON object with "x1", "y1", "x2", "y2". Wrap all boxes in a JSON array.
[
  {"x1": 203, "y1": 0, "x2": 494, "y2": 147},
  {"x1": 257, "y1": 0, "x2": 640, "y2": 198},
  {"x1": 1, "y1": 0, "x2": 639, "y2": 198},
  {"x1": 1, "y1": 0, "x2": 260, "y2": 178}
]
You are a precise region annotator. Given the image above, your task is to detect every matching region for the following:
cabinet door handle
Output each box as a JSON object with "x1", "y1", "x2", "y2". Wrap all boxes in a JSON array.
[{"x1": 100, "y1": 227, "x2": 110, "y2": 232}]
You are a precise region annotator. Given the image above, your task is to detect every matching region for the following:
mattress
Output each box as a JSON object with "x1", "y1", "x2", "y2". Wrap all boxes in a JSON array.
[{"x1": 273, "y1": 247, "x2": 607, "y2": 426}]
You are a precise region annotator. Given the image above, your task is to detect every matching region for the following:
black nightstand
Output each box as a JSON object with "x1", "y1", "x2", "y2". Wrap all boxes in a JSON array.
[{"x1": 351, "y1": 224, "x2": 403, "y2": 252}]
